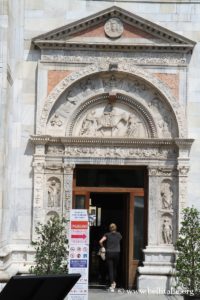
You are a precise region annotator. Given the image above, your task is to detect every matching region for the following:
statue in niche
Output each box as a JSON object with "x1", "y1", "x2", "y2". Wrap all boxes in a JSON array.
[
  {"x1": 48, "y1": 179, "x2": 61, "y2": 207},
  {"x1": 162, "y1": 218, "x2": 173, "y2": 244},
  {"x1": 80, "y1": 110, "x2": 97, "y2": 136},
  {"x1": 126, "y1": 115, "x2": 140, "y2": 137},
  {"x1": 161, "y1": 181, "x2": 173, "y2": 209}
]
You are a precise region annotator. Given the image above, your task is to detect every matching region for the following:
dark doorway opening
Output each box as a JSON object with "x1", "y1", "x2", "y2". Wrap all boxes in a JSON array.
[{"x1": 89, "y1": 192, "x2": 127, "y2": 288}]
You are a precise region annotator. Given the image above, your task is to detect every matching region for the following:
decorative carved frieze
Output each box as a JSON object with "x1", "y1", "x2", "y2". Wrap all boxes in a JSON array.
[
  {"x1": 41, "y1": 51, "x2": 188, "y2": 66},
  {"x1": 64, "y1": 145, "x2": 175, "y2": 160},
  {"x1": 46, "y1": 144, "x2": 64, "y2": 155}
]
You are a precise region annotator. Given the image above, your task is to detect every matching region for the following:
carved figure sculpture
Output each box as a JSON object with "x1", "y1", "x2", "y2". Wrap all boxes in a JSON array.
[
  {"x1": 66, "y1": 89, "x2": 77, "y2": 105},
  {"x1": 161, "y1": 181, "x2": 173, "y2": 209},
  {"x1": 80, "y1": 78, "x2": 95, "y2": 92},
  {"x1": 80, "y1": 110, "x2": 96, "y2": 136},
  {"x1": 162, "y1": 218, "x2": 172, "y2": 244},
  {"x1": 158, "y1": 115, "x2": 172, "y2": 138},
  {"x1": 126, "y1": 115, "x2": 139, "y2": 137},
  {"x1": 95, "y1": 104, "x2": 128, "y2": 136},
  {"x1": 48, "y1": 179, "x2": 61, "y2": 207},
  {"x1": 103, "y1": 75, "x2": 123, "y2": 90}
]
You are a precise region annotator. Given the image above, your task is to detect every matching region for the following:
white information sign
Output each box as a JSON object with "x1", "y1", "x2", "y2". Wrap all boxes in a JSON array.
[{"x1": 68, "y1": 210, "x2": 89, "y2": 300}]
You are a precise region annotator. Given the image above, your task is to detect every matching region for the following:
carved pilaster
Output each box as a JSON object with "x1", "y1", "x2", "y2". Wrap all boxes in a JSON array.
[
  {"x1": 63, "y1": 162, "x2": 75, "y2": 221},
  {"x1": 148, "y1": 165, "x2": 176, "y2": 247},
  {"x1": 175, "y1": 139, "x2": 194, "y2": 229},
  {"x1": 177, "y1": 165, "x2": 190, "y2": 229},
  {"x1": 147, "y1": 166, "x2": 160, "y2": 246},
  {"x1": 32, "y1": 159, "x2": 46, "y2": 240}
]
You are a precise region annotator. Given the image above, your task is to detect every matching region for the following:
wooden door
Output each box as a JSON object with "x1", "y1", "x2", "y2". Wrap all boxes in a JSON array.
[
  {"x1": 72, "y1": 190, "x2": 146, "y2": 289},
  {"x1": 127, "y1": 191, "x2": 146, "y2": 289}
]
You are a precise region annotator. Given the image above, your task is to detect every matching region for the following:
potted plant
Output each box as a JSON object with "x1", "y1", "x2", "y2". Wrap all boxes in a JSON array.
[
  {"x1": 30, "y1": 216, "x2": 68, "y2": 275},
  {"x1": 175, "y1": 207, "x2": 200, "y2": 299}
]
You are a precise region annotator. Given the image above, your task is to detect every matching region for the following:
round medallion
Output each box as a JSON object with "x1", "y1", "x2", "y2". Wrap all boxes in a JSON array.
[{"x1": 104, "y1": 18, "x2": 124, "y2": 39}]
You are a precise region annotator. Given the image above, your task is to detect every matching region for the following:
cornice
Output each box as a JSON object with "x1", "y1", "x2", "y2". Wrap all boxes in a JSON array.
[
  {"x1": 35, "y1": 40, "x2": 193, "y2": 53},
  {"x1": 32, "y1": 6, "x2": 195, "y2": 54},
  {"x1": 30, "y1": 135, "x2": 193, "y2": 148}
]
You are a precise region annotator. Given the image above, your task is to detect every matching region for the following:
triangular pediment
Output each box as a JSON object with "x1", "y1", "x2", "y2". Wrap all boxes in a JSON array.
[{"x1": 33, "y1": 6, "x2": 195, "y2": 53}]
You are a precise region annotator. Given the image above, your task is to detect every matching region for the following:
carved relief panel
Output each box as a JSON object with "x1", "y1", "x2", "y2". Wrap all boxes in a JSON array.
[
  {"x1": 45, "y1": 73, "x2": 179, "y2": 139},
  {"x1": 73, "y1": 102, "x2": 148, "y2": 138},
  {"x1": 159, "y1": 178, "x2": 177, "y2": 245}
]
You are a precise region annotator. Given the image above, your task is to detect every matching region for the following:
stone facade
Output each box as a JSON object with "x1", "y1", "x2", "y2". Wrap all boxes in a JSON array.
[{"x1": 0, "y1": 0, "x2": 199, "y2": 292}]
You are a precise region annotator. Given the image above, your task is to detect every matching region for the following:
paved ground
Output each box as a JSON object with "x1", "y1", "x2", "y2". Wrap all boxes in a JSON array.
[{"x1": 88, "y1": 289, "x2": 184, "y2": 300}]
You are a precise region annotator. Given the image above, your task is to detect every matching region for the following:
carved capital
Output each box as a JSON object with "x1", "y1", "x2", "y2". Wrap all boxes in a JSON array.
[
  {"x1": 63, "y1": 163, "x2": 75, "y2": 174},
  {"x1": 32, "y1": 161, "x2": 46, "y2": 173},
  {"x1": 177, "y1": 165, "x2": 190, "y2": 176},
  {"x1": 35, "y1": 144, "x2": 45, "y2": 155},
  {"x1": 148, "y1": 166, "x2": 176, "y2": 177}
]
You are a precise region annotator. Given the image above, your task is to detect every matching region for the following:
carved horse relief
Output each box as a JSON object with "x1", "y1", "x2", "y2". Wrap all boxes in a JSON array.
[{"x1": 78, "y1": 103, "x2": 143, "y2": 137}]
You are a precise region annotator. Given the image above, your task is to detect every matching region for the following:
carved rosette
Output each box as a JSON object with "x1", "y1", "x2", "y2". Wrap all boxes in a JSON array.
[{"x1": 104, "y1": 18, "x2": 124, "y2": 38}]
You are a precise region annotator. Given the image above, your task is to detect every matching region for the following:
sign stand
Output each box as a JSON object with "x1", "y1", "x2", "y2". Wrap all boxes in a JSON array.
[{"x1": 68, "y1": 209, "x2": 89, "y2": 300}]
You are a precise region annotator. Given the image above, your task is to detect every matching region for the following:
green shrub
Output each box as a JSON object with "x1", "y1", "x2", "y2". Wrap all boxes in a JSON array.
[
  {"x1": 30, "y1": 216, "x2": 68, "y2": 275},
  {"x1": 176, "y1": 207, "x2": 200, "y2": 295}
]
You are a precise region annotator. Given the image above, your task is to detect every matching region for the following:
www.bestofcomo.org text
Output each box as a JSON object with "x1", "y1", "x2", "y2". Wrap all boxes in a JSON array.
[{"x1": 117, "y1": 288, "x2": 196, "y2": 296}]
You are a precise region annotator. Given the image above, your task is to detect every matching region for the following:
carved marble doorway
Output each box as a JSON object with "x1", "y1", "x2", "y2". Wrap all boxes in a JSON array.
[
  {"x1": 31, "y1": 4, "x2": 196, "y2": 290},
  {"x1": 73, "y1": 165, "x2": 146, "y2": 289}
]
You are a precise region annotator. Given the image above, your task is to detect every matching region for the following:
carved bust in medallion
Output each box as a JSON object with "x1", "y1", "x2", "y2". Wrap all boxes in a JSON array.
[{"x1": 104, "y1": 18, "x2": 124, "y2": 38}]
